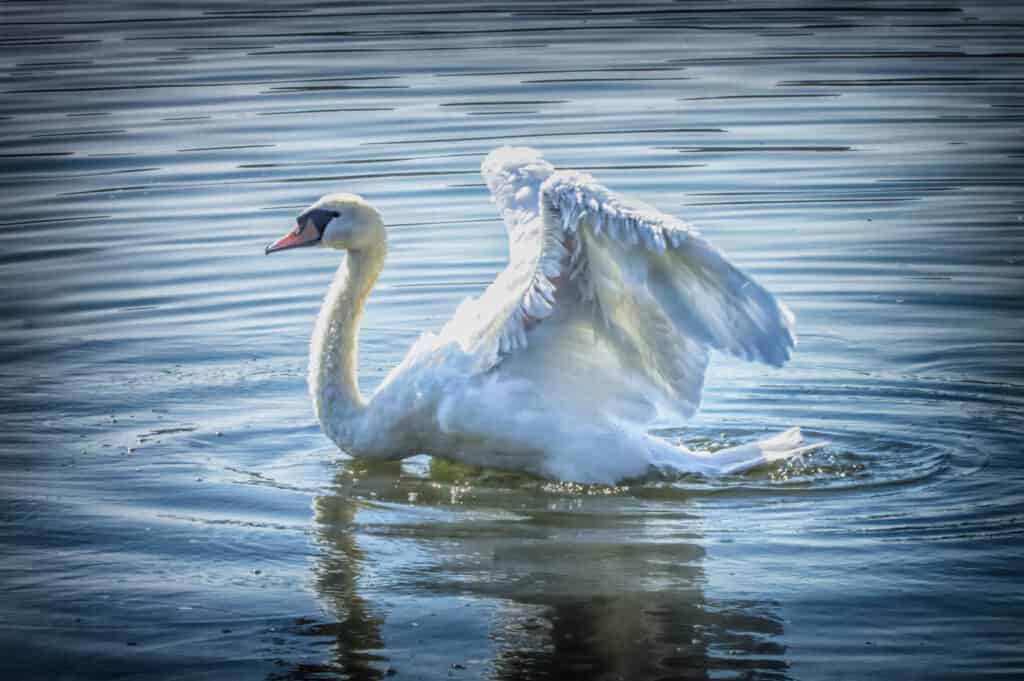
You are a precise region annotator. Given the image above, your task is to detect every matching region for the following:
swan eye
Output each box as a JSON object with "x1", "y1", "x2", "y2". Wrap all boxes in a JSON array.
[{"x1": 298, "y1": 208, "x2": 340, "y2": 237}]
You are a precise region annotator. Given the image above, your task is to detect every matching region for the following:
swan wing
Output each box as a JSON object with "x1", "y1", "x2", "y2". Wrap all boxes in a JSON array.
[
  {"x1": 538, "y1": 166, "x2": 795, "y2": 417},
  {"x1": 541, "y1": 168, "x2": 796, "y2": 367},
  {"x1": 424, "y1": 147, "x2": 555, "y2": 371},
  {"x1": 435, "y1": 146, "x2": 794, "y2": 421}
]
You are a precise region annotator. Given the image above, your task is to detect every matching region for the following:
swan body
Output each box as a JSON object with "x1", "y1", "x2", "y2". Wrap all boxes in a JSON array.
[{"x1": 266, "y1": 147, "x2": 817, "y2": 484}]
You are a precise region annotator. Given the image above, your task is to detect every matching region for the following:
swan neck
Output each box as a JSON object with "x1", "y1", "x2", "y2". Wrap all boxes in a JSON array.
[{"x1": 310, "y1": 243, "x2": 386, "y2": 449}]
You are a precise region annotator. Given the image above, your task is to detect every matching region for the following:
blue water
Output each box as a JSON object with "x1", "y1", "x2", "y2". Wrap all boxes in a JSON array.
[{"x1": 1, "y1": 2, "x2": 1022, "y2": 679}]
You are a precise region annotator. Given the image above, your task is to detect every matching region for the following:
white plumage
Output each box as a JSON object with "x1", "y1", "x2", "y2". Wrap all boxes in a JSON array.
[{"x1": 266, "y1": 146, "x2": 818, "y2": 484}]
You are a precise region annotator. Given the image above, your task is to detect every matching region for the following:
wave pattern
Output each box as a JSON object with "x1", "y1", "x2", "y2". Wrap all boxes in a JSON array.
[{"x1": 1, "y1": 1, "x2": 1022, "y2": 679}]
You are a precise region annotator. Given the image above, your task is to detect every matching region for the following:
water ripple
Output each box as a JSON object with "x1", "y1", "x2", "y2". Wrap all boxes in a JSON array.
[{"x1": 1, "y1": 2, "x2": 1022, "y2": 678}]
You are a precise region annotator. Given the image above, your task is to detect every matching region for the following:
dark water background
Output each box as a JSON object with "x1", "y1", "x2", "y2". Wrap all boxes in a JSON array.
[{"x1": 1, "y1": 2, "x2": 1022, "y2": 679}]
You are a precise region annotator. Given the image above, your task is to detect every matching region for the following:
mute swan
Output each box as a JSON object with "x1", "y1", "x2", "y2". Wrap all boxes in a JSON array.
[{"x1": 266, "y1": 146, "x2": 818, "y2": 484}]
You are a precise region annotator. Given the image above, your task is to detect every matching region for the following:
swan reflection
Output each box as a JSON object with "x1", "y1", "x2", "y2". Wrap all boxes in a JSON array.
[{"x1": 293, "y1": 458, "x2": 789, "y2": 680}]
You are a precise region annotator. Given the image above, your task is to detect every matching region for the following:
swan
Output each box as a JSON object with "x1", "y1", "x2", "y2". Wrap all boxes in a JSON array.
[{"x1": 266, "y1": 146, "x2": 819, "y2": 484}]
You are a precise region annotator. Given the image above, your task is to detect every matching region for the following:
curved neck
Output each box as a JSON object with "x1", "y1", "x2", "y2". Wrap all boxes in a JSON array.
[{"x1": 309, "y1": 243, "x2": 386, "y2": 450}]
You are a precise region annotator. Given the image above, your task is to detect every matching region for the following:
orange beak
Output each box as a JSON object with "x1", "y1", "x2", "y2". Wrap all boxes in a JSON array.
[{"x1": 265, "y1": 220, "x2": 320, "y2": 255}]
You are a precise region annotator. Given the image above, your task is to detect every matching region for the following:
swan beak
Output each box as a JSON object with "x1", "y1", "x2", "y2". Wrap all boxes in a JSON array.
[{"x1": 265, "y1": 220, "x2": 320, "y2": 255}]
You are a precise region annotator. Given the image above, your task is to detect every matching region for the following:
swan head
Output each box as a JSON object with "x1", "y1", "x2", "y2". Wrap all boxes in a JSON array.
[{"x1": 265, "y1": 193, "x2": 384, "y2": 255}]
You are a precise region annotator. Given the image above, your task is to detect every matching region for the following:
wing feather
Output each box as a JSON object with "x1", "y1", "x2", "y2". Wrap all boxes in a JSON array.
[
  {"x1": 438, "y1": 146, "x2": 795, "y2": 421},
  {"x1": 541, "y1": 169, "x2": 796, "y2": 368},
  {"x1": 435, "y1": 147, "x2": 560, "y2": 365}
]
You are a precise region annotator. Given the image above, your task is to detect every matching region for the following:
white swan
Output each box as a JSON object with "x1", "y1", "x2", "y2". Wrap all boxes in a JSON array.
[{"x1": 266, "y1": 146, "x2": 818, "y2": 484}]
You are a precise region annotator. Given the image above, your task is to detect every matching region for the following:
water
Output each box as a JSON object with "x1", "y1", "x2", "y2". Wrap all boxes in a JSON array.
[{"x1": 1, "y1": 1, "x2": 1022, "y2": 678}]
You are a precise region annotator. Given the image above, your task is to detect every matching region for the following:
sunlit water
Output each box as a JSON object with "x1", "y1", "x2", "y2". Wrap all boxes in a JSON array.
[{"x1": 1, "y1": 2, "x2": 1022, "y2": 679}]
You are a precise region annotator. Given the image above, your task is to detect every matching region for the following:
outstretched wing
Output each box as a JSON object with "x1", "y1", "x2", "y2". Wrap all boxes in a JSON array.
[
  {"x1": 438, "y1": 146, "x2": 795, "y2": 421},
  {"x1": 428, "y1": 146, "x2": 556, "y2": 368},
  {"x1": 541, "y1": 169, "x2": 796, "y2": 367}
]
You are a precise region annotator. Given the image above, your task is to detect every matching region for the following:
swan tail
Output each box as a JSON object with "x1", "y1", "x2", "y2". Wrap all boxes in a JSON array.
[{"x1": 702, "y1": 427, "x2": 828, "y2": 476}]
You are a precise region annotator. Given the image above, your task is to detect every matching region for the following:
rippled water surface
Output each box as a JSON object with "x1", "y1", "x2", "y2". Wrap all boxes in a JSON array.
[{"x1": 2, "y1": 2, "x2": 1023, "y2": 679}]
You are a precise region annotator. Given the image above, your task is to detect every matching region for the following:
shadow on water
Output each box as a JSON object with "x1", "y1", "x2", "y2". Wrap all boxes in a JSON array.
[{"x1": 274, "y1": 460, "x2": 790, "y2": 680}]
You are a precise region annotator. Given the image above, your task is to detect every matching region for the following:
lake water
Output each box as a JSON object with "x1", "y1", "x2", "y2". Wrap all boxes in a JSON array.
[{"x1": 1, "y1": 2, "x2": 1022, "y2": 679}]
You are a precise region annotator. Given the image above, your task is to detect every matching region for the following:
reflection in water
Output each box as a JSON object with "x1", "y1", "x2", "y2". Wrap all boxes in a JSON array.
[
  {"x1": 302, "y1": 460, "x2": 788, "y2": 680},
  {"x1": 490, "y1": 594, "x2": 786, "y2": 681},
  {"x1": 308, "y1": 489, "x2": 388, "y2": 681}
]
